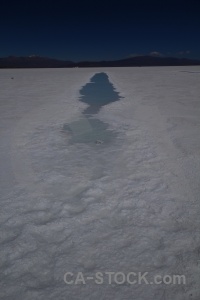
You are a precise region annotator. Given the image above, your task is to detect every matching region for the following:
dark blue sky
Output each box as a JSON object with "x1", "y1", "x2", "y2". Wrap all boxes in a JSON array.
[{"x1": 1, "y1": 0, "x2": 200, "y2": 61}]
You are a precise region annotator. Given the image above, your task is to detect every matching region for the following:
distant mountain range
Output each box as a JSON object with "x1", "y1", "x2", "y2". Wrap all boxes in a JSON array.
[
  {"x1": 0, "y1": 56, "x2": 73, "y2": 68},
  {"x1": 0, "y1": 55, "x2": 200, "y2": 68}
]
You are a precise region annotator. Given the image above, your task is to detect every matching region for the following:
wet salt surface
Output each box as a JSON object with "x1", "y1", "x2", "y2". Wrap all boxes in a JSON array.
[
  {"x1": 62, "y1": 117, "x2": 117, "y2": 145},
  {"x1": 63, "y1": 72, "x2": 121, "y2": 145},
  {"x1": 80, "y1": 72, "x2": 121, "y2": 115},
  {"x1": 1, "y1": 67, "x2": 200, "y2": 300}
]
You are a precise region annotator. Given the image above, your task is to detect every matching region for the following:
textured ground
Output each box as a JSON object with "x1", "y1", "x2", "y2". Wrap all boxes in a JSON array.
[{"x1": 0, "y1": 67, "x2": 200, "y2": 299}]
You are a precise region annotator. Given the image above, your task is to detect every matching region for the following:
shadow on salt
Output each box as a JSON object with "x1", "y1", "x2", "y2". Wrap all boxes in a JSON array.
[{"x1": 63, "y1": 73, "x2": 122, "y2": 145}]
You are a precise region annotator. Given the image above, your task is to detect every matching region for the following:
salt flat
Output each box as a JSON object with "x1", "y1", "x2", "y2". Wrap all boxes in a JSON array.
[{"x1": 0, "y1": 66, "x2": 200, "y2": 300}]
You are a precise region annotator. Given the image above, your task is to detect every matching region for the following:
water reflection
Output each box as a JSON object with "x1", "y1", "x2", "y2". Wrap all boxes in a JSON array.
[
  {"x1": 63, "y1": 72, "x2": 122, "y2": 145},
  {"x1": 80, "y1": 72, "x2": 121, "y2": 115}
]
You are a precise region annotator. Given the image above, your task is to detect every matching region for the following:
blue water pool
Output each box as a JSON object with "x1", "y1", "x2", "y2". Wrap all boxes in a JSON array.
[
  {"x1": 63, "y1": 72, "x2": 122, "y2": 145},
  {"x1": 80, "y1": 72, "x2": 121, "y2": 115}
]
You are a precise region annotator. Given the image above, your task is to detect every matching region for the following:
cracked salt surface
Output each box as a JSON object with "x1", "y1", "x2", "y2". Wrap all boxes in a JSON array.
[{"x1": 1, "y1": 67, "x2": 200, "y2": 300}]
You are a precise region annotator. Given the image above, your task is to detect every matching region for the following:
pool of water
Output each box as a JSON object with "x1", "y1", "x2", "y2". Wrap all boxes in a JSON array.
[
  {"x1": 63, "y1": 72, "x2": 122, "y2": 145},
  {"x1": 79, "y1": 72, "x2": 122, "y2": 115},
  {"x1": 63, "y1": 117, "x2": 116, "y2": 144}
]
